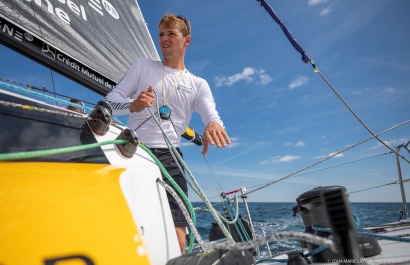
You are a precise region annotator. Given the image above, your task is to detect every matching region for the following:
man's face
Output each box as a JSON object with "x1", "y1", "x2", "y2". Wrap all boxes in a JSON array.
[{"x1": 159, "y1": 23, "x2": 190, "y2": 60}]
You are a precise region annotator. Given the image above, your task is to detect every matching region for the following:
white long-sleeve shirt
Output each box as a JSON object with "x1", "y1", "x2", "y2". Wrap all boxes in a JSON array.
[{"x1": 105, "y1": 58, "x2": 224, "y2": 148}]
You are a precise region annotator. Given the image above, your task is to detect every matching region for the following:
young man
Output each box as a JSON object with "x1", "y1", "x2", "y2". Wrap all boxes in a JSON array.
[{"x1": 105, "y1": 14, "x2": 230, "y2": 254}]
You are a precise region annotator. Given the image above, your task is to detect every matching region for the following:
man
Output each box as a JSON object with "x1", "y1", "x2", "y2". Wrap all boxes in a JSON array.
[{"x1": 105, "y1": 14, "x2": 230, "y2": 254}]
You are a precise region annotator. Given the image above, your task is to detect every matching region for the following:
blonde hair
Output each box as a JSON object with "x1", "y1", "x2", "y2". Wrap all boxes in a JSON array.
[{"x1": 158, "y1": 14, "x2": 191, "y2": 37}]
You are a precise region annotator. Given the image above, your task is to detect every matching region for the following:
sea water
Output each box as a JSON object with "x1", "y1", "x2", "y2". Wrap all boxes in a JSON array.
[{"x1": 191, "y1": 202, "x2": 408, "y2": 257}]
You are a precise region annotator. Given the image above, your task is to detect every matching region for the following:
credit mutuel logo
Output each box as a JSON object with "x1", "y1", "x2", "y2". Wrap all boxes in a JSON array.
[{"x1": 25, "y1": 0, "x2": 120, "y2": 25}]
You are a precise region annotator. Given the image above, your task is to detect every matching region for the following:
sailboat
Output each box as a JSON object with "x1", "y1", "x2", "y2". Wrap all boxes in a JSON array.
[{"x1": 1, "y1": 0, "x2": 409, "y2": 264}]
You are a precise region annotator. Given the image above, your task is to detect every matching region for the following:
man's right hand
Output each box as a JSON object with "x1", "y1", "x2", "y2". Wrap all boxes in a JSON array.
[{"x1": 130, "y1": 86, "x2": 154, "y2": 113}]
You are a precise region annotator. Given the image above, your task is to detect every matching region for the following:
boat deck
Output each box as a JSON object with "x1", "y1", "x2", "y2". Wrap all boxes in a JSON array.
[{"x1": 264, "y1": 220, "x2": 410, "y2": 264}]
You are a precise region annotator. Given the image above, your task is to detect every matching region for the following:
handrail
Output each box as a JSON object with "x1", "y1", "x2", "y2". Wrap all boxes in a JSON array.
[{"x1": 395, "y1": 141, "x2": 410, "y2": 219}]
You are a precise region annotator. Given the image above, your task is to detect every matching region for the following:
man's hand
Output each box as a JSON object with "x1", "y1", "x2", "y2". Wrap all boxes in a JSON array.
[
  {"x1": 202, "y1": 122, "x2": 230, "y2": 155},
  {"x1": 130, "y1": 86, "x2": 154, "y2": 113}
]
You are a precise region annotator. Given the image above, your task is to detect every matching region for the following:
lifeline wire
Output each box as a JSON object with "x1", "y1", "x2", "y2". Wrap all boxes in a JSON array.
[
  {"x1": 348, "y1": 179, "x2": 409, "y2": 195},
  {"x1": 244, "y1": 119, "x2": 410, "y2": 196},
  {"x1": 0, "y1": 79, "x2": 125, "y2": 126}
]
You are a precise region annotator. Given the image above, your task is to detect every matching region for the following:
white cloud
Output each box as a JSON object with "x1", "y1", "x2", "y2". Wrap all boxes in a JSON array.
[
  {"x1": 295, "y1": 141, "x2": 306, "y2": 147},
  {"x1": 255, "y1": 141, "x2": 271, "y2": 146},
  {"x1": 320, "y1": 5, "x2": 332, "y2": 16},
  {"x1": 369, "y1": 138, "x2": 409, "y2": 150},
  {"x1": 214, "y1": 67, "x2": 273, "y2": 87},
  {"x1": 226, "y1": 137, "x2": 239, "y2": 148},
  {"x1": 284, "y1": 141, "x2": 306, "y2": 147},
  {"x1": 288, "y1": 76, "x2": 309, "y2": 90},
  {"x1": 383, "y1": 88, "x2": 395, "y2": 94},
  {"x1": 308, "y1": 0, "x2": 327, "y2": 6},
  {"x1": 258, "y1": 69, "x2": 274, "y2": 86},
  {"x1": 260, "y1": 155, "x2": 300, "y2": 165}
]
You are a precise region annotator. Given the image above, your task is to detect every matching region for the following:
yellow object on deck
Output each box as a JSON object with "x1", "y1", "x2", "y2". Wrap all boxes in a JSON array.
[{"x1": 0, "y1": 162, "x2": 151, "y2": 265}]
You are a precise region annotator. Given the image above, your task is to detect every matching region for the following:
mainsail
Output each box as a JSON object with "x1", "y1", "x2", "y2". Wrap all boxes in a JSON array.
[{"x1": 0, "y1": 0, "x2": 159, "y2": 95}]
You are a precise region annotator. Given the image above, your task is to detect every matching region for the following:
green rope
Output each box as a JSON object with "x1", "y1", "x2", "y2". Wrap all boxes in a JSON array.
[
  {"x1": 0, "y1": 139, "x2": 128, "y2": 161},
  {"x1": 0, "y1": 135, "x2": 198, "y2": 253},
  {"x1": 139, "y1": 144, "x2": 197, "y2": 254}
]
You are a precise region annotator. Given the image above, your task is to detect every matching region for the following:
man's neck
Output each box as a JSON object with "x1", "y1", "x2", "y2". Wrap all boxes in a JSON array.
[{"x1": 162, "y1": 59, "x2": 185, "y2": 71}]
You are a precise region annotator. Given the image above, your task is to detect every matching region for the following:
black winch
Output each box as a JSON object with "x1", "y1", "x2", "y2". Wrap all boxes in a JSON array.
[{"x1": 294, "y1": 186, "x2": 381, "y2": 262}]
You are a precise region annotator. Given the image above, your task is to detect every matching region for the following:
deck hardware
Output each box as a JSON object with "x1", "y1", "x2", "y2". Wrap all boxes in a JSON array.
[
  {"x1": 86, "y1": 101, "x2": 112, "y2": 135},
  {"x1": 116, "y1": 128, "x2": 139, "y2": 158}
]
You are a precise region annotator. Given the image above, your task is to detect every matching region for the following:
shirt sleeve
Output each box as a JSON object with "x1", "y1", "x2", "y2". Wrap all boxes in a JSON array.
[
  {"x1": 195, "y1": 79, "x2": 225, "y2": 128},
  {"x1": 105, "y1": 59, "x2": 140, "y2": 116}
]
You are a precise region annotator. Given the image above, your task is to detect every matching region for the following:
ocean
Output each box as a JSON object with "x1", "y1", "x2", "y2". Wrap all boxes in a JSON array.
[{"x1": 191, "y1": 202, "x2": 408, "y2": 257}]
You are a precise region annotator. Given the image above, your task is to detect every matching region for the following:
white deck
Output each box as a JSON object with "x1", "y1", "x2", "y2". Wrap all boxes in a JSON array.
[{"x1": 262, "y1": 220, "x2": 410, "y2": 264}]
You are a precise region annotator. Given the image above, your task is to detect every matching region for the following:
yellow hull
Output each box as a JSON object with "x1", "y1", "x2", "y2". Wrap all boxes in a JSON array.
[{"x1": 0, "y1": 162, "x2": 151, "y2": 265}]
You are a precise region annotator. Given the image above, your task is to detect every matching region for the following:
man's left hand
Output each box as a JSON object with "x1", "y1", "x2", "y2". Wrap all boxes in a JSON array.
[{"x1": 202, "y1": 122, "x2": 230, "y2": 155}]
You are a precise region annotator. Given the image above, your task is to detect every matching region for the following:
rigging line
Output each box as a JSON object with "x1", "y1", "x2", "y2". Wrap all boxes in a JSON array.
[
  {"x1": 198, "y1": 146, "x2": 226, "y2": 199},
  {"x1": 50, "y1": 70, "x2": 57, "y2": 106},
  {"x1": 244, "y1": 119, "x2": 410, "y2": 196},
  {"x1": 0, "y1": 74, "x2": 96, "y2": 106},
  {"x1": 256, "y1": 0, "x2": 409, "y2": 163},
  {"x1": 149, "y1": 89, "x2": 203, "y2": 197},
  {"x1": 245, "y1": 152, "x2": 392, "y2": 191},
  {"x1": 147, "y1": 106, "x2": 236, "y2": 245},
  {"x1": 316, "y1": 69, "x2": 409, "y2": 164},
  {"x1": 348, "y1": 180, "x2": 402, "y2": 195},
  {"x1": 0, "y1": 100, "x2": 86, "y2": 119},
  {"x1": 0, "y1": 78, "x2": 125, "y2": 126}
]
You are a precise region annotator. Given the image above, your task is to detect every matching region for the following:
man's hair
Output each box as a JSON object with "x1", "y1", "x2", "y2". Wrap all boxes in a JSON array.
[{"x1": 158, "y1": 14, "x2": 191, "y2": 37}]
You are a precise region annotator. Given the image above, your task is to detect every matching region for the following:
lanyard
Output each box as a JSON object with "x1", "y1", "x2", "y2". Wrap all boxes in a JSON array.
[{"x1": 161, "y1": 63, "x2": 184, "y2": 107}]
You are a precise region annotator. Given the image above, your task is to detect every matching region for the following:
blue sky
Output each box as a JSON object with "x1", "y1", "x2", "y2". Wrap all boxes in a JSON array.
[{"x1": 1, "y1": 0, "x2": 409, "y2": 203}]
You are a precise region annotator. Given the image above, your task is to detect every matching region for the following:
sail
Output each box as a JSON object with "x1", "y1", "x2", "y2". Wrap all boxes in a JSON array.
[{"x1": 0, "y1": 0, "x2": 159, "y2": 95}]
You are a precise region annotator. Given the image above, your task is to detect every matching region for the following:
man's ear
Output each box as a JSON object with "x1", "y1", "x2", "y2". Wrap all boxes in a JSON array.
[{"x1": 185, "y1": 35, "x2": 191, "y2": 46}]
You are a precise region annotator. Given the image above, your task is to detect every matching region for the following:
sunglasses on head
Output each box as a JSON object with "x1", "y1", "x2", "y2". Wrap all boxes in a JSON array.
[{"x1": 176, "y1": 15, "x2": 191, "y2": 35}]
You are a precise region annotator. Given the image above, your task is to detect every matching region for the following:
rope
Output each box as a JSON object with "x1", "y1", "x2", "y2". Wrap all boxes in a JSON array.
[
  {"x1": 0, "y1": 76, "x2": 95, "y2": 105},
  {"x1": 0, "y1": 79, "x2": 125, "y2": 126},
  {"x1": 246, "y1": 152, "x2": 391, "y2": 192},
  {"x1": 138, "y1": 144, "x2": 198, "y2": 254},
  {"x1": 312, "y1": 225, "x2": 410, "y2": 243},
  {"x1": 244, "y1": 120, "x2": 410, "y2": 196},
  {"x1": 203, "y1": 231, "x2": 336, "y2": 253},
  {"x1": 0, "y1": 100, "x2": 86, "y2": 119},
  {"x1": 256, "y1": 1, "x2": 409, "y2": 163},
  {"x1": 156, "y1": 178, "x2": 205, "y2": 252},
  {"x1": 200, "y1": 147, "x2": 226, "y2": 200},
  {"x1": 256, "y1": 246, "x2": 327, "y2": 264},
  {"x1": 348, "y1": 181, "x2": 401, "y2": 194},
  {"x1": 0, "y1": 139, "x2": 127, "y2": 161},
  {"x1": 145, "y1": 105, "x2": 237, "y2": 245},
  {"x1": 315, "y1": 69, "x2": 409, "y2": 164},
  {"x1": 215, "y1": 195, "x2": 240, "y2": 225}
]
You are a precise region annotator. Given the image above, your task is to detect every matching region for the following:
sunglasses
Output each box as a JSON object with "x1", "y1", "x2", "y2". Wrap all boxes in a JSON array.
[{"x1": 176, "y1": 15, "x2": 191, "y2": 36}]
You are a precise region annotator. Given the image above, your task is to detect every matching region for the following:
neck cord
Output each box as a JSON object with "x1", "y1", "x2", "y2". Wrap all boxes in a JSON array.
[{"x1": 161, "y1": 63, "x2": 184, "y2": 107}]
